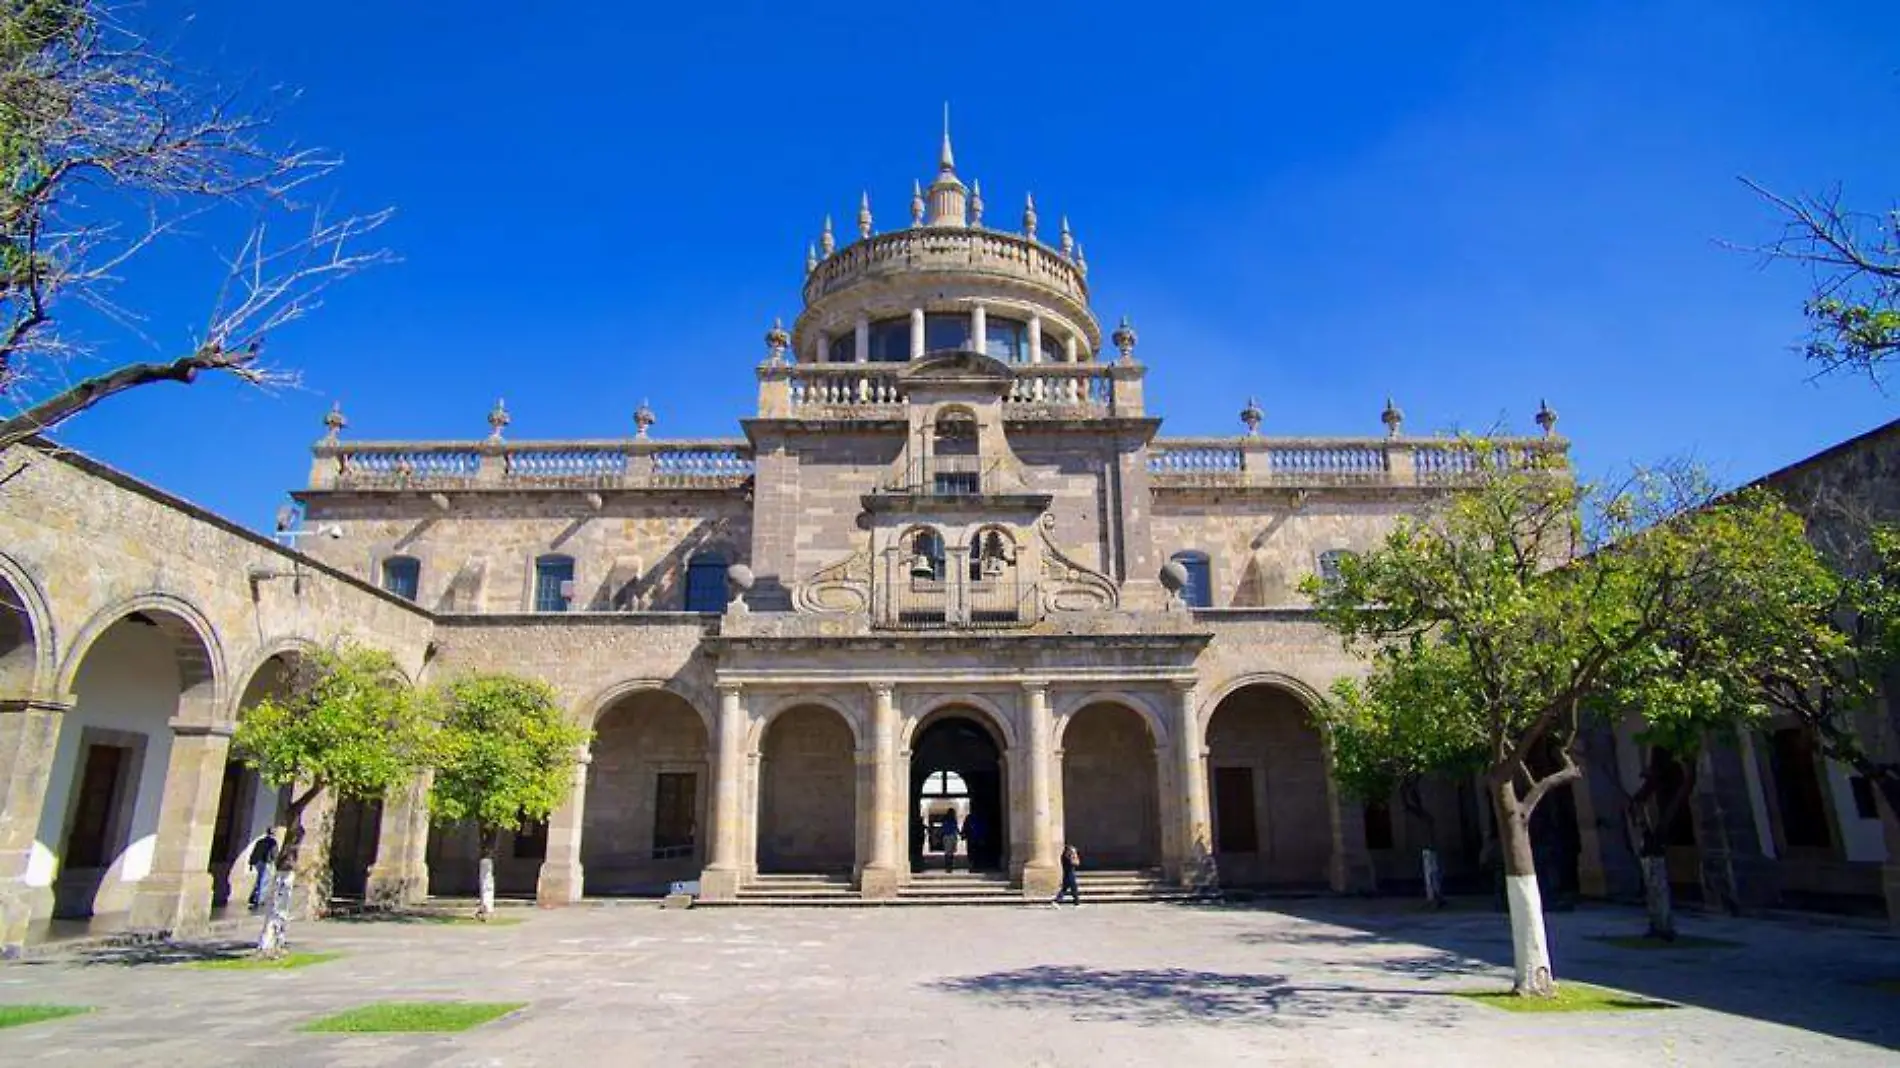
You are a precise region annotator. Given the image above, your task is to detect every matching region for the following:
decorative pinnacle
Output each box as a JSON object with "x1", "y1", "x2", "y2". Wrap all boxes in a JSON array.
[
  {"x1": 321, "y1": 400, "x2": 346, "y2": 443},
  {"x1": 1111, "y1": 315, "x2": 1138, "y2": 363},
  {"x1": 805, "y1": 243, "x2": 817, "y2": 273},
  {"x1": 1240, "y1": 397, "x2": 1264, "y2": 436},
  {"x1": 1075, "y1": 242, "x2": 1087, "y2": 275},
  {"x1": 970, "y1": 179, "x2": 984, "y2": 227},
  {"x1": 910, "y1": 179, "x2": 924, "y2": 226},
  {"x1": 764, "y1": 317, "x2": 790, "y2": 364},
  {"x1": 1535, "y1": 398, "x2": 1559, "y2": 438},
  {"x1": 819, "y1": 215, "x2": 835, "y2": 257},
  {"x1": 858, "y1": 191, "x2": 872, "y2": 239},
  {"x1": 1023, "y1": 192, "x2": 1038, "y2": 240},
  {"x1": 634, "y1": 399, "x2": 656, "y2": 440},
  {"x1": 940, "y1": 101, "x2": 955, "y2": 172},
  {"x1": 487, "y1": 397, "x2": 510, "y2": 441},
  {"x1": 1381, "y1": 397, "x2": 1404, "y2": 438},
  {"x1": 1060, "y1": 215, "x2": 1074, "y2": 257}
]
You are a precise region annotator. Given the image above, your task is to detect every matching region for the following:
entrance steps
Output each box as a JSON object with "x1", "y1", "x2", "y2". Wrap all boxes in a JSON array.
[{"x1": 704, "y1": 868, "x2": 1214, "y2": 907}]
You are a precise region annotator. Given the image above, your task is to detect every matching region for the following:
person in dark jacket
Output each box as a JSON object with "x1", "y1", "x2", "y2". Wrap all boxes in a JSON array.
[
  {"x1": 939, "y1": 812, "x2": 961, "y2": 872},
  {"x1": 247, "y1": 831, "x2": 279, "y2": 909},
  {"x1": 1049, "y1": 843, "x2": 1082, "y2": 907}
]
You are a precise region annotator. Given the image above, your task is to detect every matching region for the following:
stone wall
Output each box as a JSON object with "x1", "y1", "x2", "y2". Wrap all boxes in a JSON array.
[
  {"x1": 1204, "y1": 683, "x2": 1334, "y2": 887},
  {"x1": 1151, "y1": 495, "x2": 1414, "y2": 608},
  {"x1": 1060, "y1": 703, "x2": 1160, "y2": 868},
  {"x1": 580, "y1": 690, "x2": 709, "y2": 894},
  {"x1": 757, "y1": 705, "x2": 857, "y2": 873}
]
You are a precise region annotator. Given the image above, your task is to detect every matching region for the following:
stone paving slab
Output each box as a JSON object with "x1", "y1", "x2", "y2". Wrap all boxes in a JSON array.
[{"x1": 0, "y1": 901, "x2": 1895, "y2": 1066}]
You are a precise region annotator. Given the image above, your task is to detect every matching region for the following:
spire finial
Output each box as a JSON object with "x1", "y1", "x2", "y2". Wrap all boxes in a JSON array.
[
  {"x1": 940, "y1": 101, "x2": 955, "y2": 172},
  {"x1": 858, "y1": 191, "x2": 872, "y2": 239},
  {"x1": 1060, "y1": 215, "x2": 1074, "y2": 258},
  {"x1": 1112, "y1": 316, "x2": 1138, "y2": 364},
  {"x1": 805, "y1": 242, "x2": 817, "y2": 273},
  {"x1": 820, "y1": 215, "x2": 835, "y2": 257},
  {"x1": 970, "y1": 179, "x2": 984, "y2": 227},
  {"x1": 1381, "y1": 397, "x2": 1404, "y2": 439},
  {"x1": 634, "y1": 399, "x2": 656, "y2": 440},
  {"x1": 765, "y1": 317, "x2": 790, "y2": 365},
  {"x1": 911, "y1": 179, "x2": 924, "y2": 226},
  {"x1": 321, "y1": 400, "x2": 346, "y2": 443},
  {"x1": 1535, "y1": 398, "x2": 1559, "y2": 438},
  {"x1": 487, "y1": 397, "x2": 510, "y2": 441},
  {"x1": 1023, "y1": 192, "x2": 1038, "y2": 240},
  {"x1": 1240, "y1": 397, "x2": 1264, "y2": 436}
]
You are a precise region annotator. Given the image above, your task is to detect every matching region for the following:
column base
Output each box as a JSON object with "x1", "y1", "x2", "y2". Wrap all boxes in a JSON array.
[
  {"x1": 365, "y1": 864, "x2": 430, "y2": 909},
  {"x1": 698, "y1": 867, "x2": 742, "y2": 903},
  {"x1": 128, "y1": 871, "x2": 214, "y2": 935},
  {"x1": 536, "y1": 861, "x2": 584, "y2": 907},
  {"x1": 1328, "y1": 853, "x2": 1377, "y2": 894},
  {"x1": 859, "y1": 864, "x2": 899, "y2": 900},
  {"x1": 0, "y1": 882, "x2": 44, "y2": 959},
  {"x1": 1020, "y1": 863, "x2": 1060, "y2": 900}
]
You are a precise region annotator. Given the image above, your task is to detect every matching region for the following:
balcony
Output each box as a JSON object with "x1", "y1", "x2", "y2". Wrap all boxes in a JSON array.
[
  {"x1": 760, "y1": 362, "x2": 1137, "y2": 420},
  {"x1": 1146, "y1": 436, "x2": 1565, "y2": 490}
]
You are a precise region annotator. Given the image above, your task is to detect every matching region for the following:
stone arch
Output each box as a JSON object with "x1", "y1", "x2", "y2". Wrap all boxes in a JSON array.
[
  {"x1": 749, "y1": 692, "x2": 864, "y2": 755},
  {"x1": 0, "y1": 551, "x2": 54, "y2": 699},
  {"x1": 56, "y1": 593, "x2": 226, "y2": 717},
  {"x1": 1203, "y1": 678, "x2": 1332, "y2": 887},
  {"x1": 1058, "y1": 699, "x2": 1163, "y2": 870},
  {"x1": 209, "y1": 642, "x2": 312, "y2": 908},
  {"x1": 582, "y1": 678, "x2": 713, "y2": 737},
  {"x1": 578, "y1": 685, "x2": 712, "y2": 895},
  {"x1": 1054, "y1": 690, "x2": 1169, "y2": 749},
  {"x1": 902, "y1": 692, "x2": 1018, "y2": 754},
  {"x1": 227, "y1": 637, "x2": 320, "y2": 723},
  {"x1": 756, "y1": 702, "x2": 858, "y2": 874},
  {"x1": 907, "y1": 702, "x2": 1012, "y2": 874},
  {"x1": 1197, "y1": 671, "x2": 1329, "y2": 752}
]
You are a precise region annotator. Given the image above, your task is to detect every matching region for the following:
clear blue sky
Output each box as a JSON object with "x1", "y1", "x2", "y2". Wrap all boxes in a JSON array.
[{"x1": 47, "y1": 0, "x2": 1899, "y2": 530}]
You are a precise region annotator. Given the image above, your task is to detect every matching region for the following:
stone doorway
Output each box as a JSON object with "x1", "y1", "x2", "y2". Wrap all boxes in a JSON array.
[
  {"x1": 909, "y1": 715, "x2": 1007, "y2": 873},
  {"x1": 757, "y1": 705, "x2": 856, "y2": 874}
]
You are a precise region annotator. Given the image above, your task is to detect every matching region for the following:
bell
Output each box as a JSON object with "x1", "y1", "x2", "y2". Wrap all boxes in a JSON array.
[{"x1": 910, "y1": 554, "x2": 936, "y2": 579}]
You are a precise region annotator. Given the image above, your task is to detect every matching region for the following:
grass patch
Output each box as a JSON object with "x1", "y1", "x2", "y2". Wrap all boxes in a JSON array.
[
  {"x1": 1587, "y1": 934, "x2": 1743, "y2": 951},
  {"x1": 187, "y1": 951, "x2": 342, "y2": 971},
  {"x1": 301, "y1": 1001, "x2": 526, "y2": 1033},
  {"x1": 1459, "y1": 982, "x2": 1675, "y2": 1013},
  {"x1": 0, "y1": 1005, "x2": 91, "y2": 1029}
]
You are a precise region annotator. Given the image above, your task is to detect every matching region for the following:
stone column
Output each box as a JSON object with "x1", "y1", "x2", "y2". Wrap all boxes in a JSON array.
[
  {"x1": 366, "y1": 770, "x2": 433, "y2": 909},
  {"x1": 700, "y1": 683, "x2": 746, "y2": 901},
  {"x1": 1172, "y1": 682, "x2": 1215, "y2": 889},
  {"x1": 861, "y1": 685, "x2": 900, "y2": 898},
  {"x1": 1021, "y1": 683, "x2": 1059, "y2": 897},
  {"x1": 129, "y1": 721, "x2": 231, "y2": 934},
  {"x1": 971, "y1": 304, "x2": 987, "y2": 356},
  {"x1": 1693, "y1": 737, "x2": 1780, "y2": 912},
  {"x1": 0, "y1": 696, "x2": 69, "y2": 957},
  {"x1": 1064, "y1": 335, "x2": 1079, "y2": 363},
  {"x1": 854, "y1": 315, "x2": 869, "y2": 363},
  {"x1": 1027, "y1": 315, "x2": 1043, "y2": 365},
  {"x1": 910, "y1": 308, "x2": 925, "y2": 358},
  {"x1": 536, "y1": 748, "x2": 591, "y2": 906}
]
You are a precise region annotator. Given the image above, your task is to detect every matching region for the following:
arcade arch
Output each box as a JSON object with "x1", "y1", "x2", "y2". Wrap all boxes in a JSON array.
[
  {"x1": 908, "y1": 707, "x2": 1009, "y2": 873},
  {"x1": 757, "y1": 704, "x2": 856, "y2": 873},
  {"x1": 1204, "y1": 682, "x2": 1332, "y2": 887},
  {"x1": 1060, "y1": 702, "x2": 1161, "y2": 870},
  {"x1": 580, "y1": 688, "x2": 711, "y2": 894}
]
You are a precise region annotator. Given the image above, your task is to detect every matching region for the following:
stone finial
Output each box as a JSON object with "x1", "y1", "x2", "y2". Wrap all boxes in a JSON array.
[
  {"x1": 1240, "y1": 397, "x2": 1263, "y2": 436},
  {"x1": 940, "y1": 100, "x2": 956, "y2": 173},
  {"x1": 1535, "y1": 398, "x2": 1559, "y2": 438},
  {"x1": 911, "y1": 180, "x2": 925, "y2": 226},
  {"x1": 970, "y1": 179, "x2": 984, "y2": 227},
  {"x1": 1060, "y1": 216, "x2": 1074, "y2": 258},
  {"x1": 1023, "y1": 192, "x2": 1038, "y2": 240},
  {"x1": 1381, "y1": 397, "x2": 1404, "y2": 438},
  {"x1": 321, "y1": 400, "x2": 346, "y2": 443},
  {"x1": 858, "y1": 191, "x2": 873, "y2": 239},
  {"x1": 819, "y1": 215, "x2": 835, "y2": 258},
  {"x1": 487, "y1": 398, "x2": 509, "y2": 441},
  {"x1": 1112, "y1": 316, "x2": 1138, "y2": 363},
  {"x1": 1075, "y1": 242, "x2": 1087, "y2": 275},
  {"x1": 634, "y1": 399, "x2": 656, "y2": 440},
  {"x1": 805, "y1": 243, "x2": 817, "y2": 274},
  {"x1": 764, "y1": 317, "x2": 790, "y2": 364}
]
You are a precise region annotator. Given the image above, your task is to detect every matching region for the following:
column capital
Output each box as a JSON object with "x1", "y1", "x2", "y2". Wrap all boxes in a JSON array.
[
  {"x1": 1021, "y1": 681, "x2": 1050, "y2": 698},
  {"x1": 716, "y1": 682, "x2": 744, "y2": 699},
  {"x1": 168, "y1": 718, "x2": 236, "y2": 738},
  {"x1": 868, "y1": 682, "x2": 895, "y2": 700},
  {"x1": 0, "y1": 693, "x2": 77, "y2": 715},
  {"x1": 1166, "y1": 678, "x2": 1199, "y2": 695}
]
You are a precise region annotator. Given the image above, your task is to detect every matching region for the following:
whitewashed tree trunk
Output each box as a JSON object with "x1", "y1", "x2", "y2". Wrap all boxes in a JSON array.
[
  {"x1": 1640, "y1": 855, "x2": 1675, "y2": 940},
  {"x1": 1421, "y1": 847, "x2": 1444, "y2": 907},
  {"x1": 256, "y1": 869, "x2": 295, "y2": 955},
  {"x1": 478, "y1": 856, "x2": 495, "y2": 919},
  {"x1": 1505, "y1": 874, "x2": 1555, "y2": 996}
]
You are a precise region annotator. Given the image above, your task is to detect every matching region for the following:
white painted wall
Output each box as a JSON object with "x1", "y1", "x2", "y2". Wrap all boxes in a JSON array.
[
  {"x1": 28, "y1": 623, "x2": 181, "y2": 892},
  {"x1": 1825, "y1": 758, "x2": 1888, "y2": 863}
]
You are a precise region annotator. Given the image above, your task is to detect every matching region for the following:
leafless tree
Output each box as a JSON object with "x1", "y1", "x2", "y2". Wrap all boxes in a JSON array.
[
  {"x1": 0, "y1": 1, "x2": 390, "y2": 454},
  {"x1": 1740, "y1": 178, "x2": 1899, "y2": 382}
]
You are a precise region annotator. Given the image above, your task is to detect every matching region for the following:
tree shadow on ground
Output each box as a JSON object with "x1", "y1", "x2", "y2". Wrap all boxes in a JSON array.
[
  {"x1": 54, "y1": 938, "x2": 258, "y2": 968},
  {"x1": 1235, "y1": 901, "x2": 1900, "y2": 1051},
  {"x1": 931, "y1": 965, "x2": 1466, "y2": 1028}
]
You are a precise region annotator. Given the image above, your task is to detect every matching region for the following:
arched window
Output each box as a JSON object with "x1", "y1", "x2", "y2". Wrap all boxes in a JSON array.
[
  {"x1": 868, "y1": 319, "x2": 910, "y2": 362},
  {"x1": 826, "y1": 334, "x2": 855, "y2": 363},
  {"x1": 924, "y1": 312, "x2": 969, "y2": 353},
  {"x1": 1317, "y1": 549, "x2": 1352, "y2": 587},
  {"x1": 1039, "y1": 329, "x2": 1066, "y2": 364},
  {"x1": 534, "y1": 554, "x2": 575, "y2": 612},
  {"x1": 684, "y1": 551, "x2": 729, "y2": 613},
  {"x1": 969, "y1": 530, "x2": 1011, "y2": 581},
  {"x1": 380, "y1": 555, "x2": 420, "y2": 602},
  {"x1": 985, "y1": 316, "x2": 1028, "y2": 363},
  {"x1": 909, "y1": 529, "x2": 945, "y2": 581},
  {"x1": 1171, "y1": 551, "x2": 1212, "y2": 608}
]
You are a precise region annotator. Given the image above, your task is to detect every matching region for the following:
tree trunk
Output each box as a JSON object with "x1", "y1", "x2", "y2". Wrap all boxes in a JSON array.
[
  {"x1": 1421, "y1": 847, "x2": 1444, "y2": 908},
  {"x1": 477, "y1": 825, "x2": 498, "y2": 920},
  {"x1": 1640, "y1": 855, "x2": 1674, "y2": 940},
  {"x1": 1493, "y1": 780, "x2": 1556, "y2": 997},
  {"x1": 1399, "y1": 780, "x2": 1442, "y2": 908},
  {"x1": 256, "y1": 790, "x2": 315, "y2": 956}
]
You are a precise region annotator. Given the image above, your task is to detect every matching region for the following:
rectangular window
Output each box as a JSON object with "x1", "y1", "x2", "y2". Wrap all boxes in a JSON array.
[
  {"x1": 653, "y1": 772, "x2": 697, "y2": 859},
  {"x1": 1213, "y1": 766, "x2": 1259, "y2": 853},
  {"x1": 513, "y1": 821, "x2": 548, "y2": 860},
  {"x1": 1770, "y1": 728, "x2": 1832, "y2": 849},
  {"x1": 534, "y1": 556, "x2": 575, "y2": 612},
  {"x1": 1039, "y1": 331, "x2": 1066, "y2": 363},
  {"x1": 1317, "y1": 550, "x2": 1350, "y2": 587},
  {"x1": 1850, "y1": 776, "x2": 1879, "y2": 820},
  {"x1": 381, "y1": 556, "x2": 421, "y2": 602},
  {"x1": 65, "y1": 744, "x2": 127, "y2": 869},
  {"x1": 984, "y1": 317, "x2": 1028, "y2": 363},
  {"x1": 924, "y1": 312, "x2": 969, "y2": 353},
  {"x1": 1363, "y1": 801, "x2": 1395, "y2": 850},
  {"x1": 868, "y1": 319, "x2": 910, "y2": 362},
  {"x1": 684, "y1": 558, "x2": 728, "y2": 612},
  {"x1": 933, "y1": 472, "x2": 980, "y2": 495},
  {"x1": 1173, "y1": 553, "x2": 1212, "y2": 608}
]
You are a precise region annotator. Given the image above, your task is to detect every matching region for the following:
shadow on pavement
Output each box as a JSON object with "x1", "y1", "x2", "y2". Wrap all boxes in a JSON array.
[{"x1": 54, "y1": 938, "x2": 258, "y2": 968}]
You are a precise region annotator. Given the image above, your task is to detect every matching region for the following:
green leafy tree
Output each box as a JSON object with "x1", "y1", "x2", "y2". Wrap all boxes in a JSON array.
[
  {"x1": 1744, "y1": 179, "x2": 1899, "y2": 380},
  {"x1": 1306, "y1": 447, "x2": 1833, "y2": 996},
  {"x1": 427, "y1": 674, "x2": 589, "y2": 919},
  {"x1": 232, "y1": 642, "x2": 427, "y2": 954}
]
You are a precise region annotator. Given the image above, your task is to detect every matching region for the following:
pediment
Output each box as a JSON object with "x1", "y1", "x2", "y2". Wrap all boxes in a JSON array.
[{"x1": 899, "y1": 348, "x2": 1015, "y2": 384}]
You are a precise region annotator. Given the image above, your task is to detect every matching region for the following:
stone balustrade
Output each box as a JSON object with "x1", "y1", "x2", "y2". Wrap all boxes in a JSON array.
[
  {"x1": 803, "y1": 227, "x2": 1089, "y2": 308},
  {"x1": 788, "y1": 366, "x2": 908, "y2": 414},
  {"x1": 763, "y1": 362, "x2": 1133, "y2": 419},
  {"x1": 1148, "y1": 437, "x2": 1565, "y2": 489},
  {"x1": 312, "y1": 440, "x2": 755, "y2": 491}
]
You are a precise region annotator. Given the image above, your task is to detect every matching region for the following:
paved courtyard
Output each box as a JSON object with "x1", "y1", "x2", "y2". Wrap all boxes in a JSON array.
[{"x1": 1, "y1": 900, "x2": 1896, "y2": 1066}]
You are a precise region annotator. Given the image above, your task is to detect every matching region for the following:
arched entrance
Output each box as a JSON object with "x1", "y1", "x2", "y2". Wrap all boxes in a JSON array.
[
  {"x1": 1205, "y1": 683, "x2": 1331, "y2": 887},
  {"x1": 1060, "y1": 702, "x2": 1161, "y2": 870},
  {"x1": 208, "y1": 654, "x2": 293, "y2": 908},
  {"x1": 757, "y1": 705, "x2": 855, "y2": 873},
  {"x1": 0, "y1": 568, "x2": 42, "y2": 698},
  {"x1": 43, "y1": 609, "x2": 215, "y2": 919},
  {"x1": 910, "y1": 713, "x2": 1007, "y2": 873},
  {"x1": 579, "y1": 688, "x2": 710, "y2": 895}
]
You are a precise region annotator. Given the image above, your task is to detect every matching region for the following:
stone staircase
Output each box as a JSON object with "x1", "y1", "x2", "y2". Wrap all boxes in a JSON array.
[{"x1": 705, "y1": 868, "x2": 1213, "y2": 907}]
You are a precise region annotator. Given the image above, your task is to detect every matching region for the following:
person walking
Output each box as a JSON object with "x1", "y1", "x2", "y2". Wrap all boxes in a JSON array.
[
  {"x1": 247, "y1": 830, "x2": 280, "y2": 910},
  {"x1": 940, "y1": 811, "x2": 960, "y2": 872},
  {"x1": 1049, "y1": 843, "x2": 1082, "y2": 908},
  {"x1": 962, "y1": 811, "x2": 985, "y2": 871}
]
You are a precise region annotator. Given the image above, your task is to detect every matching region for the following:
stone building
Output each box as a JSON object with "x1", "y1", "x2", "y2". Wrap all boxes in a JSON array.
[{"x1": 0, "y1": 132, "x2": 1570, "y2": 950}]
